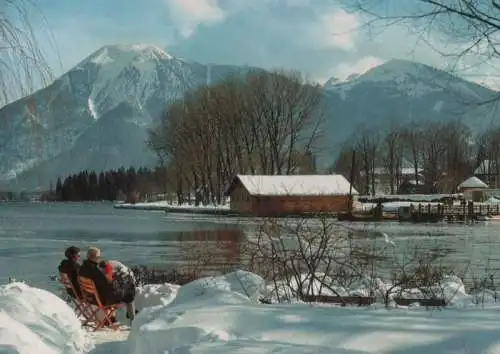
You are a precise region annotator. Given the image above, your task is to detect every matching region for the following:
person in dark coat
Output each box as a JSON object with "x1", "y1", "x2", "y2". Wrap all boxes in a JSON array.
[
  {"x1": 78, "y1": 247, "x2": 124, "y2": 306},
  {"x1": 58, "y1": 246, "x2": 82, "y2": 298}
]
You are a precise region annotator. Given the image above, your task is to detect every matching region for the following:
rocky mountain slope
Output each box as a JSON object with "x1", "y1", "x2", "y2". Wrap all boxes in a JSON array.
[
  {"x1": 0, "y1": 44, "x2": 250, "y2": 190},
  {"x1": 0, "y1": 46, "x2": 498, "y2": 191},
  {"x1": 323, "y1": 59, "x2": 498, "y2": 131}
]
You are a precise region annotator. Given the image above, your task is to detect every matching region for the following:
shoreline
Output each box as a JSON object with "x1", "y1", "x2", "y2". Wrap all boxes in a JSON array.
[
  {"x1": 112, "y1": 202, "x2": 343, "y2": 218},
  {"x1": 113, "y1": 202, "x2": 238, "y2": 215}
]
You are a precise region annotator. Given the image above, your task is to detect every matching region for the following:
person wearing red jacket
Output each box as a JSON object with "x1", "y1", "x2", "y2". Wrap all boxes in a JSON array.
[
  {"x1": 98, "y1": 259, "x2": 137, "y2": 321},
  {"x1": 101, "y1": 261, "x2": 113, "y2": 281}
]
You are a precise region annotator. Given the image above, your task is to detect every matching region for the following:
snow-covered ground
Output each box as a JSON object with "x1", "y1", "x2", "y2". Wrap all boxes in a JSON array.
[
  {"x1": 114, "y1": 198, "x2": 499, "y2": 215},
  {"x1": 114, "y1": 200, "x2": 230, "y2": 211},
  {"x1": 5, "y1": 272, "x2": 500, "y2": 353},
  {"x1": 0, "y1": 282, "x2": 92, "y2": 353}
]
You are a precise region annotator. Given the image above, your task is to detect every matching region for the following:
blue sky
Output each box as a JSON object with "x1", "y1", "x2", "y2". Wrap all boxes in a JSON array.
[{"x1": 31, "y1": 0, "x2": 497, "y2": 86}]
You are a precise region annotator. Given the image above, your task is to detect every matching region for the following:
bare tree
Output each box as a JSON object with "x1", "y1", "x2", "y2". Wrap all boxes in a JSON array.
[
  {"x1": 243, "y1": 216, "x2": 368, "y2": 303},
  {"x1": 401, "y1": 123, "x2": 424, "y2": 191},
  {"x1": 475, "y1": 126, "x2": 500, "y2": 188},
  {"x1": 345, "y1": 0, "x2": 500, "y2": 92},
  {"x1": 380, "y1": 124, "x2": 404, "y2": 194},
  {"x1": 419, "y1": 121, "x2": 447, "y2": 190},
  {"x1": 408, "y1": 120, "x2": 473, "y2": 193},
  {"x1": 1, "y1": 0, "x2": 54, "y2": 106},
  {"x1": 148, "y1": 70, "x2": 325, "y2": 204},
  {"x1": 353, "y1": 126, "x2": 380, "y2": 195},
  {"x1": 440, "y1": 120, "x2": 474, "y2": 191},
  {"x1": 243, "y1": 70, "x2": 325, "y2": 174}
]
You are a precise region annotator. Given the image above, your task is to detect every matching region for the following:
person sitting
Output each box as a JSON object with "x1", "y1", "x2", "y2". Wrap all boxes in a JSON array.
[
  {"x1": 78, "y1": 247, "x2": 135, "y2": 322},
  {"x1": 98, "y1": 259, "x2": 137, "y2": 321},
  {"x1": 58, "y1": 246, "x2": 82, "y2": 298}
]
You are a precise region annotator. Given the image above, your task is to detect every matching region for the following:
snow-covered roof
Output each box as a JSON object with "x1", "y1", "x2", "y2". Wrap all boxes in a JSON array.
[
  {"x1": 228, "y1": 174, "x2": 358, "y2": 196},
  {"x1": 458, "y1": 176, "x2": 488, "y2": 189},
  {"x1": 474, "y1": 160, "x2": 498, "y2": 175}
]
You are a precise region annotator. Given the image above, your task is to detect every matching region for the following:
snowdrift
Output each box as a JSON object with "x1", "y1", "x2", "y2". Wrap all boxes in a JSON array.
[
  {"x1": 127, "y1": 271, "x2": 500, "y2": 354},
  {"x1": 4, "y1": 272, "x2": 500, "y2": 354},
  {"x1": 0, "y1": 282, "x2": 91, "y2": 354},
  {"x1": 134, "y1": 282, "x2": 180, "y2": 310}
]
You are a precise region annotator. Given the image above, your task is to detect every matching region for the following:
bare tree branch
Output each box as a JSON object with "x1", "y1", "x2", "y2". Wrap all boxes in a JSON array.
[
  {"x1": 148, "y1": 70, "x2": 325, "y2": 204},
  {"x1": 0, "y1": 0, "x2": 55, "y2": 106},
  {"x1": 344, "y1": 0, "x2": 500, "y2": 99}
]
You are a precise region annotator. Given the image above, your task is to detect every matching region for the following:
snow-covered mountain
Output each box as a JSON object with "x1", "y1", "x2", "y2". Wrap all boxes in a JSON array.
[
  {"x1": 0, "y1": 44, "x2": 251, "y2": 190},
  {"x1": 0, "y1": 50, "x2": 499, "y2": 191},
  {"x1": 327, "y1": 59, "x2": 492, "y2": 100},
  {"x1": 321, "y1": 58, "x2": 499, "y2": 144}
]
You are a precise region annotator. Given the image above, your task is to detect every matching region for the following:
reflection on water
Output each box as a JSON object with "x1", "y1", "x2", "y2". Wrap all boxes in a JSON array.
[
  {"x1": 162, "y1": 229, "x2": 244, "y2": 275},
  {"x1": 3, "y1": 203, "x2": 500, "y2": 292},
  {"x1": 345, "y1": 221, "x2": 500, "y2": 286},
  {"x1": 0, "y1": 203, "x2": 245, "y2": 291}
]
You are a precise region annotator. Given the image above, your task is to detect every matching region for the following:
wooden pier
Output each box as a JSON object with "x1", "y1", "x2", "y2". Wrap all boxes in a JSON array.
[
  {"x1": 398, "y1": 202, "x2": 500, "y2": 223},
  {"x1": 339, "y1": 202, "x2": 500, "y2": 224}
]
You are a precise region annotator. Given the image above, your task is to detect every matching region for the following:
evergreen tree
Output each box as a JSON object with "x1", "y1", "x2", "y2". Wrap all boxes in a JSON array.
[
  {"x1": 54, "y1": 165, "x2": 166, "y2": 202},
  {"x1": 56, "y1": 177, "x2": 62, "y2": 196}
]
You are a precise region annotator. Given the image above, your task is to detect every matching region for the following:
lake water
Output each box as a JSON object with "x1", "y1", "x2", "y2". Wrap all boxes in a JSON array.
[
  {"x1": 1, "y1": 202, "x2": 500, "y2": 292},
  {"x1": 0, "y1": 202, "x2": 245, "y2": 291}
]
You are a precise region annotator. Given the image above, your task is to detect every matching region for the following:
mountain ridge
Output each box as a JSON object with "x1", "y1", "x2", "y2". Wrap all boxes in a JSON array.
[{"x1": 1, "y1": 45, "x2": 499, "y2": 191}]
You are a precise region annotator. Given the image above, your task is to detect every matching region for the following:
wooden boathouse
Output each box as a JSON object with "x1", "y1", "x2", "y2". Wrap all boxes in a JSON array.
[{"x1": 224, "y1": 174, "x2": 358, "y2": 217}]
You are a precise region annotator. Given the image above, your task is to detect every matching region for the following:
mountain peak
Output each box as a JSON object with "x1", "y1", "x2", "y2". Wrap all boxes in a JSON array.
[
  {"x1": 323, "y1": 76, "x2": 340, "y2": 89},
  {"x1": 376, "y1": 58, "x2": 434, "y2": 72},
  {"x1": 329, "y1": 58, "x2": 445, "y2": 88},
  {"x1": 80, "y1": 43, "x2": 173, "y2": 67}
]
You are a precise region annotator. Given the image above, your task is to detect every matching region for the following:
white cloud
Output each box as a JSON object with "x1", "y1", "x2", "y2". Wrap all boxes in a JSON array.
[
  {"x1": 332, "y1": 56, "x2": 385, "y2": 80},
  {"x1": 308, "y1": 9, "x2": 360, "y2": 51},
  {"x1": 166, "y1": 0, "x2": 225, "y2": 38},
  {"x1": 39, "y1": 0, "x2": 499, "y2": 92},
  {"x1": 282, "y1": 0, "x2": 311, "y2": 7}
]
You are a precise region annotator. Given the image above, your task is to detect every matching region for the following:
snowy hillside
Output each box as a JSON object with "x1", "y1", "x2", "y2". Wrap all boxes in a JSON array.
[
  {"x1": 0, "y1": 44, "x2": 250, "y2": 190},
  {"x1": 1, "y1": 49, "x2": 500, "y2": 190},
  {"x1": 319, "y1": 59, "x2": 500, "y2": 155},
  {"x1": 327, "y1": 59, "x2": 493, "y2": 101}
]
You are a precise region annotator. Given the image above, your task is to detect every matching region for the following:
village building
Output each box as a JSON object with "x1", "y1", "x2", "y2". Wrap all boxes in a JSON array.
[
  {"x1": 224, "y1": 174, "x2": 358, "y2": 216},
  {"x1": 474, "y1": 160, "x2": 500, "y2": 188},
  {"x1": 458, "y1": 176, "x2": 489, "y2": 202},
  {"x1": 360, "y1": 166, "x2": 424, "y2": 195}
]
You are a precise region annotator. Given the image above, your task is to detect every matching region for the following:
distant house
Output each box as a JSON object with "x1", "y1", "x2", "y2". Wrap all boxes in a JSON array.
[
  {"x1": 474, "y1": 160, "x2": 500, "y2": 188},
  {"x1": 361, "y1": 166, "x2": 424, "y2": 195},
  {"x1": 458, "y1": 176, "x2": 489, "y2": 202},
  {"x1": 458, "y1": 176, "x2": 488, "y2": 191},
  {"x1": 224, "y1": 174, "x2": 358, "y2": 216}
]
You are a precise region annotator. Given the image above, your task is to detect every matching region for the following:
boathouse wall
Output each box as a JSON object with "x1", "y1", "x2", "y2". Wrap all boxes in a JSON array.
[{"x1": 226, "y1": 175, "x2": 353, "y2": 216}]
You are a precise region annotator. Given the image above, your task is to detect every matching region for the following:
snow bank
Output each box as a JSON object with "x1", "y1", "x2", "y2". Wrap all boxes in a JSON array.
[
  {"x1": 126, "y1": 271, "x2": 500, "y2": 354},
  {"x1": 265, "y1": 273, "x2": 492, "y2": 308},
  {"x1": 127, "y1": 271, "x2": 266, "y2": 352},
  {"x1": 0, "y1": 282, "x2": 91, "y2": 353},
  {"x1": 114, "y1": 201, "x2": 230, "y2": 211},
  {"x1": 134, "y1": 283, "x2": 180, "y2": 310}
]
